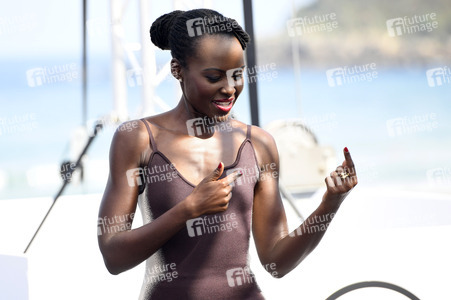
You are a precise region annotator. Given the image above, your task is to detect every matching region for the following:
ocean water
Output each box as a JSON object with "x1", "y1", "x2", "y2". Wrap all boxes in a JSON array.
[{"x1": 1, "y1": 57, "x2": 450, "y2": 199}]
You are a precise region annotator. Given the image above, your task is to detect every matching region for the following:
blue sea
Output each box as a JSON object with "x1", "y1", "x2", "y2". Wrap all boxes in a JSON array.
[{"x1": 1, "y1": 56, "x2": 450, "y2": 199}]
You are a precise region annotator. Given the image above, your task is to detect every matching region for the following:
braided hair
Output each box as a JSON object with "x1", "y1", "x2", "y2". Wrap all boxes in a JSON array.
[{"x1": 150, "y1": 9, "x2": 250, "y2": 68}]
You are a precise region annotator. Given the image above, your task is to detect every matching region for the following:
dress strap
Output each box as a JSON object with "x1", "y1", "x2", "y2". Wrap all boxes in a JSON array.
[
  {"x1": 140, "y1": 119, "x2": 158, "y2": 152},
  {"x1": 246, "y1": 124, "x2": 252, "y2": 140}
]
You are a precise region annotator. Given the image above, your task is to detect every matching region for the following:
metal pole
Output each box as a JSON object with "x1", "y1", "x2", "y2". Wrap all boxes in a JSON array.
[
  {"x1": 139, "y1": 0, "x2": 155, "y2": 117},
  {"x1": 290, "y1": 0, "x2": 302, "y2": 117},
  {"x1": 82, "y1": 0, "x2": 88, "y2": 127},
  {"x1": 242, "y1": 0, "x2": 260, "y2": 126},
  {"x1": 110, "y1": 0, "x2": 128, "y2": 121}
]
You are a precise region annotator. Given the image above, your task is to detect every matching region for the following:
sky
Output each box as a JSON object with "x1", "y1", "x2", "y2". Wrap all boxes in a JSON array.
[{"x1": 0, "y1": 0, "x2": 313, "y2": 59}]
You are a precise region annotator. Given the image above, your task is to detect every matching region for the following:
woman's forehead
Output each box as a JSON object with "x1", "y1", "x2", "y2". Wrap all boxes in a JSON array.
[{"x1": 188, "y1": 35, "x2": 244, "y2": 70}]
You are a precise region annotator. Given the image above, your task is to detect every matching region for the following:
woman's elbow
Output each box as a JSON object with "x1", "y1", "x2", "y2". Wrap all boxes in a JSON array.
[
  {"x1": 98, "y1": 239, "x2": 124, "y2": 275},
  {"x1": 262, "y1": 261, "x2": 289, "y2": 279},
  {"x1": 270, "y1": 268, "x2": 288, "y2": 279},
  {"x1": 103, "y1": 258, "x2": 123, "y2": 275}
]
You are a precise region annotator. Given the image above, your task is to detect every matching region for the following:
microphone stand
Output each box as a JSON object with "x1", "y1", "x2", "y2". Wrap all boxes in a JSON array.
[{"x1": 24, "y1": 121, "x2": 103, "y2": 253}]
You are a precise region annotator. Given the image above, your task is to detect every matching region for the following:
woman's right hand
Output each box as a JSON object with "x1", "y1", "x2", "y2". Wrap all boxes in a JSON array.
[{"x1": 184, "y1": 162, "x2": 242, "y2": 218}]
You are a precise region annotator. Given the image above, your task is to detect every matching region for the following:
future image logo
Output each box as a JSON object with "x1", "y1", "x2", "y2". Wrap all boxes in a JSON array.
[
  {"x1": 426, "y1": 167, "x2": 451, "y2": 187},
  {"x1": 126, "y1": 167, "x2": 146, "y2": 187},
  {"x1": 386, "y1": 113, "x2": 438, "y2": 138},
  {"x1": 125, "y1": 164, "x2": 178, "y2": 187},
  {"x1": 144, "y1": 262, "x2": 178, "y2": 284},
  {"x1": 186, "y1": 213, "x2": 238, "y2": 237},
  {"x1": 426, "y1": 67, "x2": 451, "y2": 87},
  {"x1": 186, "y1": 18, "x2": 205, "y2": 37},
  {"x1": 186, "y1": 116, "x2": 233, "y2": 137},
  {"x1": 0, "y1": 113, "x2": 38, "y2": 137},
  {"x1": 286, "y1": 12, "x2": 338, "y2": 37},
  {"x1": 226, "y1": 63, "x2": 278, "y2": 87},
  {"x1": 386, "y1": 13, "x2": 438, "y2": 37},
  {"x1": 289, "y1": 213, "x2": 335, "y2": 237},
  {"x1": 226, "y1": 67, "x2": 245, "y2": 87},
  {"x1": 26, "y1": 68, "x2": 46, "y2": 87},
  {"x1": 225, "y1": 164, "x2": 277, "y2": 187},
  {"x1": 226, "y1": 267, "x2": 255, "y2": 287},
  {"x1": 326, "y1": 63, "x2": 378, "y2": 87},
  {"x1": 25, "y1": 63, "x2": 79, "y2": 87},
  {"x1": 186, "y1": 16, "x2": 238, "y2": 37},
  {"x1": 0, "y1": 13, "x2": 37, "y2": 36},
  {"x1": 97, "y1": 213, "x2": 135, "y2": 236}
]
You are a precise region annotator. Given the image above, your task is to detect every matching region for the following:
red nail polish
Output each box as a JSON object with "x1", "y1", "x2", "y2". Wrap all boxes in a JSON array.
[
  {"x1": 344, "y1": 147, "x2": 349, "y2": 153},
  {"x1": 218, "y1": 162, "x2": 222, "y2": 169}
]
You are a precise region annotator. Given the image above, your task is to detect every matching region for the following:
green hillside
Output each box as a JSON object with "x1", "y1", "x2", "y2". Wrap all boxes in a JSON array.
[{"x1": 257, "y1": 0, "x2": 451, "y2": 68}]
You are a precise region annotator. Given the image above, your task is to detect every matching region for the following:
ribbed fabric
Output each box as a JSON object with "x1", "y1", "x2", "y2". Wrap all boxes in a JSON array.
[{"x1": 138, "y1": 119, "x2": 265, "y2": 300}]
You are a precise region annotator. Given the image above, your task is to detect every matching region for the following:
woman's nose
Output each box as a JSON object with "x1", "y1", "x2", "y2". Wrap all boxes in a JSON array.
[{"x1": 221, "y1": 82, "x2": 236, "y2": 96}]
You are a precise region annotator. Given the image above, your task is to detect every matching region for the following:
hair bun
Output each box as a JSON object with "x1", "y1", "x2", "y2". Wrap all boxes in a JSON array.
[{"x1": 150, "y1": 10, "x2": 184, "y2": 50}]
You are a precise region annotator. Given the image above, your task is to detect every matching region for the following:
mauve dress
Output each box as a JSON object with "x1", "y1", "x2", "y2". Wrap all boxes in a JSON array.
[{"x1": 137, "y1": 119, "x2": 265, "y2": 300}]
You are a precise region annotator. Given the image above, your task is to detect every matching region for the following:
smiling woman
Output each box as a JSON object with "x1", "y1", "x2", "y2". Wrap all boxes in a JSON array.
[{"x1": 97, "y1": 8, "x2": 357, "y2": 300}]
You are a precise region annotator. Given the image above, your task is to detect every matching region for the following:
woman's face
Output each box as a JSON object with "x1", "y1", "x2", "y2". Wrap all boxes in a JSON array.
[{"x1": 181, "y1": 34, "x2": 245, "y2": 120}]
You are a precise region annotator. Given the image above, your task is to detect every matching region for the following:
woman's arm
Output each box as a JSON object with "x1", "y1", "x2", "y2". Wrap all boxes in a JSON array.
[
  {"x1": 251, "y1": 126, "x2": 357, "y2": 278},
  {"x1": 98, "y1": 121, "x2": 192, "y2": 274},
  {"x1": 98, "y1": 121, "x2": 241, "y2": 275}
]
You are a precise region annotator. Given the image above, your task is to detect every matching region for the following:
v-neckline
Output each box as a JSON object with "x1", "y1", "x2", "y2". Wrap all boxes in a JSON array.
[{"x1": 149, "y1": 138, "x2": 251, "y2": 187}]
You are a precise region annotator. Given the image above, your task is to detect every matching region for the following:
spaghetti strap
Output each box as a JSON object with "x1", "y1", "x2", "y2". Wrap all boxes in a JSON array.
[
  {"x1": 246, "y1": 124, "x2": 252, "y2": 140},
  {"x1": 140, "y1": 119, "x2": 158, "y2": 151}
]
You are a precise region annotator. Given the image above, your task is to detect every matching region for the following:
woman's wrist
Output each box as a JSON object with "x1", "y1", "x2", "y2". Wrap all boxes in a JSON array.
[
  {"x1": 320, "y1": 190, "x2": 344, "y2": 212},
  {"x1": 178, "y1": 196, "x2": 197, "y2": 221}
]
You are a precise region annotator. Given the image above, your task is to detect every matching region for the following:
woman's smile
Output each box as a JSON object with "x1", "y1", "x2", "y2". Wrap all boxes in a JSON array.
[{"x1": 212, "y1": 97, "x2": 234, "y2": 112}]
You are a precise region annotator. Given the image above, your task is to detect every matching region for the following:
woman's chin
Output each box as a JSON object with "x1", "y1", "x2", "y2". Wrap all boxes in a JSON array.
[{"x1": 212, "y1": 112, "x2": 232, "y2": 122}]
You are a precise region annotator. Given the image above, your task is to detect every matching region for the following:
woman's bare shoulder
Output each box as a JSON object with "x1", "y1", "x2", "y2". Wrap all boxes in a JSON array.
[
  {"x1": 247, "y1": 124, "x2": 276, "y2": 147},
  {"x1": 247, "y1": 124, "x2": 279, "y2": 165},
  {"x1": 110, "y1": 119, "x2": 152, "y2": 157}
]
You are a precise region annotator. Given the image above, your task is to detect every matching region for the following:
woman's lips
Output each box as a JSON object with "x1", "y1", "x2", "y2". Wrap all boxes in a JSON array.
[{"x1": 212, "y1": 98, "x2": 234, "y2": 112}]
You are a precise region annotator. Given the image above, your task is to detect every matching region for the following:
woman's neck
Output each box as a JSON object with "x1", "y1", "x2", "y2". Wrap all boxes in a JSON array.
[{"x1": 170, "y1": 97, "x2": 232, "y2": 138}]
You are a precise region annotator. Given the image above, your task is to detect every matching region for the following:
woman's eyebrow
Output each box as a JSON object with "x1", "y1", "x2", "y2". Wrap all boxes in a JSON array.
[{"x1": 202, "y1": 65, "x2": 246, "y2": 73}]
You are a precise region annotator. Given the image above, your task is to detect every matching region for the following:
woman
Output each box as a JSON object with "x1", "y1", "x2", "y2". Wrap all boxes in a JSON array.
[{"x1": 98, "y1": 9, "x2": 357, "y2": 300}]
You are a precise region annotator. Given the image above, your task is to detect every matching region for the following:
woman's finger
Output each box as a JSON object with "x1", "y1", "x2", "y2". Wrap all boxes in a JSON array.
[
  {"x1": 225, "y1": 192, "x2": 232, "y2": 201},
  {"x1": 325, "y1": 176, "x2": 336, "y2": 190},
  {"x1": 343, "y1": 147, "x2": 356, "y2": 175}
]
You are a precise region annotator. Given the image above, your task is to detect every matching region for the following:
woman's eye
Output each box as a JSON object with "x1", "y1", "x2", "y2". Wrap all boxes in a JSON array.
[{"x1": 206, "y1": 75, "x2": 221, "y2": 82}]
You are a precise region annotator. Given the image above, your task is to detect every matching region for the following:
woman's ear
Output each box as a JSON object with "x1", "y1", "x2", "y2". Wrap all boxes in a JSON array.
[{"x1": 171, "y1": 58, "x2": 183, "y2": 82}]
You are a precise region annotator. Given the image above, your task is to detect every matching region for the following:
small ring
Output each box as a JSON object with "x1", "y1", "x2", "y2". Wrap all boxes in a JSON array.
[{"x1": 339, "y1": 172, "x2": 350, "y2": 179}]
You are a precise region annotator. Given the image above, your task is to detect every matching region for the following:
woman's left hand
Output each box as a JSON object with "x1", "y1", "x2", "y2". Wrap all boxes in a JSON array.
[{"x1": 322, "y1": 147, "x2": 358, "y2": 208}]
